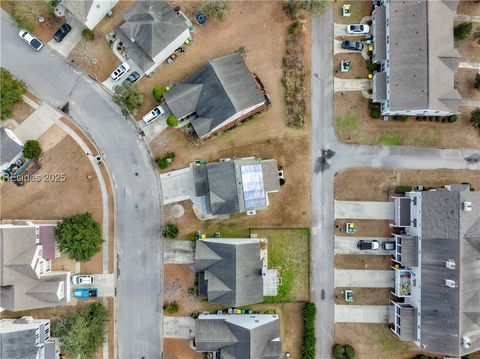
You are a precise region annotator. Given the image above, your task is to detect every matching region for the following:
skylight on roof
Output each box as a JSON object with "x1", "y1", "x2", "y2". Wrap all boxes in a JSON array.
[{"x1": 241, "y1": 164, "x2": 266, "y2": 209}]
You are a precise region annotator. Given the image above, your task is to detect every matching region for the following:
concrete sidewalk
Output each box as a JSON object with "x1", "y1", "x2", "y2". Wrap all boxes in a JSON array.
[
  {"x1": 164, "y1": 240, "x2": 195, "y2": 264},
  {"x1": 164, "y1": 316, "x2": 196, "y2": 339},
  {"x1": 13, "y1": 103, "x2": 60, "y2": 142},
  {"x1": 334, "y1": 200, "x2": 394, "y2": 220},
  {"x1": 335, "y1": 305, "x2": 392, "y2": 323},
  {"x1": 334, "y1": 269, "x2": 394, "y2": 288},
  {"x1": 335, "y1": 236, "x2": 393, "y2": 255},
  {"x1": 459, "y1": 62, "x2": 480, "y2": 70}
]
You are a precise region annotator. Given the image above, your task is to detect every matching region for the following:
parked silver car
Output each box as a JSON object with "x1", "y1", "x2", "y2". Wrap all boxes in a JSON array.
[
  {"x1": 142, "y1": 105, "x2": 165, "y2": 125},
  {"x1": 110, "y1": 62, "x2": 130, "y2": 81}
]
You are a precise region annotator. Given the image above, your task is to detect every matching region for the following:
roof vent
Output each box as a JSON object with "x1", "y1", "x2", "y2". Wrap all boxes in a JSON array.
[
  {"x1": 445, "y1": 279, "x2": 456, "y2": 288},
  {"x1": 462, "y1": 336, "x2": 472, "y2": 349},
  {"x1": 463, "y1": 202, "x2": 473, "y2": 211},
  {"x1": 446, "y1": 259, "x2": 456, "y2": 269}
]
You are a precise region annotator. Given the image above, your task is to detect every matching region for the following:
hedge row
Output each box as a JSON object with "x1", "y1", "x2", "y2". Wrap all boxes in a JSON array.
[{"x1": 302, "y1": 302, "x2": 316, "y2": 359}]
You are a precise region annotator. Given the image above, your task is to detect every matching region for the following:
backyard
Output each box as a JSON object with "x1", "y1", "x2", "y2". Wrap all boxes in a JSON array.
[{"x1": 335, "y1": 92, "x2": 480, "y2": 147}]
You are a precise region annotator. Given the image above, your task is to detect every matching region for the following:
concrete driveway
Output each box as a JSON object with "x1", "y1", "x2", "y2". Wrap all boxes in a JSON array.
[
  {"x1": 164, "y1": 240, "x2": 195, "y2": 264},
  {"x1": 160, "y1": 166, "x2": 195, "y2": 205},
  {"x1": 335, "y1": 305, "x2": 392, "y2": 323},
  {"x1": 47, "y1": 15, "x2": 82, "y2": 58},
  {"x1": 334, "y1": 200, "x2": 394, "y2": 220},
  {"x1": 164, "y1": 316, "x2": 196, "y2": 339},
  {"x1": 334, "y1": 269, "x2": 394, "y2": 288},
  {"x1": 102, "y1": 58, "x2": 144, "y2": 91},
  {"x1": 72, "y1": 274, "x2": 115, "y2": 297},
  {"x1": 13, "y1": 102, "x2": 59, "y2": 142},
  {"x1": 335, "y1": 236, "x2": 393, "y2": 255},
  {"x1": 334, "y1": 78, "x2": 371, "y2": 93}
]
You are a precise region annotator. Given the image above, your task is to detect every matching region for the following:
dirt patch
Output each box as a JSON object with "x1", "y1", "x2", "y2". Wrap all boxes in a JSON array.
[
  {"x1": 334, "y1": 0, "x2": 372, "y2": 24},
  {"x1": 455, "y1": 22, "x2": 480, "y2": 62},
  {"x1": 334, "y1": 168, "x2": 480, "y2": 202},
  {"x1": 51, "y1": 253, "x2": 75, "y2": 273},
  {"x1": 12, "y1": 101, "x2": 35, "y2": 124},
  {"x1": 69, "y1": 1, "x2": 134, "y2": 81},
  {"x1": 334, "y1": 323, "x2": 422, "y2": 359},
  {"x1": 164, "y1": 339, "x2": 202, "y2": 359},
  {"x1": 455, "y1": 68, "x2": 480, "y2": 100},
  {"x1": 335, "y1": 254, "x2": 391, "y2": 270},
  {"x1": 335, "y1": 92, "x2": 480, "y2": 148},
  {"x1": 457, "y1": 0, "x2": 480, "y2": 15},
  {"x1": 334, "y1": 53, "x2": 369, "y2": 79},
  {"x1": 335, "y1": 219, "x2": 392, "y2": 238},
  {"x1": 334, "y1": 287, "x2": 393, "y2": 305}
]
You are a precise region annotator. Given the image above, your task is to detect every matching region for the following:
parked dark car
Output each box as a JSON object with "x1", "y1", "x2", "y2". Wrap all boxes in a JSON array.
[
  {"x1": 357, "y1": 240, "x2": 379, "y2": 250},
  {"x1": 382, "y1": 241, "x2": 396, "y2": 250},
  {"x1": 53, "y1": 23, "x2": 72, "y2": 42},
  {"x1": 341, "y1": 40, "x2": 364, "y2": 51},
  {"x1": 123, "y1": 71, "x2": 140, "y2": 85}
]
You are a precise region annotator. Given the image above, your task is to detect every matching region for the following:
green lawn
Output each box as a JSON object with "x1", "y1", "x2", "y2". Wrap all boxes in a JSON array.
[
  {"x1": 378, "y1": 134, "x2": 400, "y2": 146},
  {"x1": 336, "y1": 115, "x2": 358, "y2": 139},
  {"x1": 253, "y1": 228, "x2": 310, "y2": 303}
]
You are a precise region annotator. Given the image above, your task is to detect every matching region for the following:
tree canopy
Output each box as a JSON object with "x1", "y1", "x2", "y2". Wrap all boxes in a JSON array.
[
  {"x1": 1, "y1": 68, "x2": 27, "y2": 120},
  {"x1": 52, "y1": 303, "x2": 109, "y2": 358},
  {"x1": 23, "y1": 140, "x2": 42, "y2": 159},
  {"x1": 112, "y1": 84, "x2": 144, "y2": 116},
  {"x1": 472, "y1": 108, "x2": 480, "y2": 129},
  {"x1": 54, "y1": 213, "x2": 102, "y2": 262}
]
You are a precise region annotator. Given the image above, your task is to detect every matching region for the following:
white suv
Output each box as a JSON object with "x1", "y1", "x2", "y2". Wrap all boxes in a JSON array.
[
  {"x1": 142, "y1": 106, "x2": 165, "y2": 125},
  {"x1": 72, "y1": 275, "x2": 95, "y2": 285},
  {"x1": 110, "y1": 62, "x2": 130, "y2": 81},
  {"x1": 18, "y1": 29, "x2": 43, "y2": 51}
]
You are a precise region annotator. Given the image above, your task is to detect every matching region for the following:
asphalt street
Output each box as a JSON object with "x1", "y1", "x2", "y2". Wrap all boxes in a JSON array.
[{"x1": 1, "y1": 11, "x2": 164, "y2": 359}]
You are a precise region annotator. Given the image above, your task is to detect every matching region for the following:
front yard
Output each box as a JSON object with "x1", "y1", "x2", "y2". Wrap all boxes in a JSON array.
[
  {"x1": 334, "y1": 288, "x2": 393, "y2": 305},
  {"x1": 335, "y1": 92, "x2": 480, "y2": 147},
  {"x1": 333, "y1": 0, "x2": 372, "y2": 24},
  {"x1": 334, "y1": 255, "x2": 391, "y2": 270}
]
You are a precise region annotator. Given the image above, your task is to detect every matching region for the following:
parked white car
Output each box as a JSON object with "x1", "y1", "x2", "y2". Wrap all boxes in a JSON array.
[
  {"x1": 110, "y1": 62, "x2": 130, "y2": 81},
  {"x1": 347, "y1": 24, "x2": 370, "y2": 34},
  {"x1": 72, "y1": 275, "x2": 95, "y2": 285},
  {"x1": 142, "y1": 105, "x2": 165, "y2": 125},
  {"x1": 18, "y1": 29, "x2": 43, "y2": 51}
]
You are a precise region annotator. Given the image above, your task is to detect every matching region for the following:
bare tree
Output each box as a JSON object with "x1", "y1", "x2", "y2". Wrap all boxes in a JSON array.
[
  {"x1": 71, "y1": 40, "x2": 98, "y2": 65},
  {"x1": 164, "y1": 278, "x2": 182, "y2": 305}
]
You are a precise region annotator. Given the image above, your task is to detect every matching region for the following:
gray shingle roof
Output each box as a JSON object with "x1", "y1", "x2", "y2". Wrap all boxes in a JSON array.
[
  {"x1": 398, "y1": 306, "x2": 417, "y2": 341},
  {"x1": 194, "y1": 238, "x2": 263, "y2": 307},
  {"x1": 164, "y1": 52, "x2": 265, "y2": 138},
  {"x1": 398, "y1": 235, "x2": 418, "y2": 267},
  {"x1": 117, "y1": 1, "x2": 188, "y2": 72},
  {"x1": 0, "y1": 127, "x2": 23, "y2": 166},
  {"x1": 62, "y1": 0, "x2": 93, "y2": 23},
  {"x1": 206, "y1": 161, "x2": 239, "y2": 215},
  {"x1": 373, "y1": 71, "x2": 386, "y2": 102},
  {"x1": 1, "y1": 328, "x2": 38, "y2": 359},
  {"x1": 372, "y1": 5, "x2": 386, "y2": 63},
  {"x1": 195, "y1": 314, "x2": 282, "y2": 359}
]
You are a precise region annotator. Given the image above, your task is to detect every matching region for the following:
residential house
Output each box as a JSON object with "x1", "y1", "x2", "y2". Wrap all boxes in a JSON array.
[
  {"x1": 0, "y1": 317, "x2": 60, "y2": 359},
  {"x1": 62, "y1": 0, "x2": 118, "y2": 30},
  {"x1": 194, "y1": 313, "x2": 282, "y2": 358},
  {"x1": 390, "y1": 185, "x2": 480, "y2": 356},
  {"x1": 116, "y1": 1, "x2": 191, "y2": 74},
  {"x1": 163, "y1": 52, "x2": 267, "y2": 138},
  {"x1": 1, "y1": 127, "x2": 23, "y2": 172},
  {"x1": 0, "y1": 223, "x2": 71, "y2": 312},
  {"x1": 194, "y1": 237, "x2": 279, "y2": 307},
  {"x1": 371, "y1": 0, "x2": 462, "y2": 116}
]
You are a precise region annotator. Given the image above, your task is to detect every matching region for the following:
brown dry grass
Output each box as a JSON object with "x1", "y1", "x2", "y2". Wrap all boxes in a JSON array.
[
  {"x1": 335, "y1": 254, "x2": 392, "y2": 270},
  {"x1": 335, "y1": 219, "x2": 392, "y2": 237},
  {"x1": 335, "y1": 168, "x2": 480, "y2": 201},
  {"x1": 334, "y1": 287, "x2": 393, "y2": 305},
  {"x1": 455, "y1": 21, "x2": 480, "y2": 62},
  {"x1": 335, "y1": 92, "x2": 480, "y2": 148},
  {"x1": 455, "y1": 68, "x2": 480, "y2": 100},
  {"x1": 164, "y1": 339, "x2": 203, "y2": 359},
  {"x1": 11, "y1": 101, "x2": 35, "y2": 124},
  {"x1": 458, "y1": 0, "x2": 480, "y2": 15},
  {"x1": 334, "y1": 53, "x2": 369, "y2": 79},
  {"x1": 333, "y1": 0, "x2": 372, "y2": 24}
]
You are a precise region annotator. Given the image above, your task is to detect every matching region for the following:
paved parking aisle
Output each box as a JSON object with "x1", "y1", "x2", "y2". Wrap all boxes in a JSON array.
[
  {"x1": 334, "y1": 269, "x2": 394, "y2": 288},
  {"x1": 164, "y1": 316, "x2": 196, "y2": 339},
  {"x1": 335, "y1": 305, "x2": 392, "y2": 323},
  {"x1": 335, "y1": 236, "x2": 393, "y2": 255},
  {"x1": 164, "y1": 240, "x2": 195, "y2": 264},
  {"x1": 334, "y1": 200, "x2": 394, "y2": 220}
]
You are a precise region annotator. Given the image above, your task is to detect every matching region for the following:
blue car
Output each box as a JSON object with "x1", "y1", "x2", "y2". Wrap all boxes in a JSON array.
[{"x1": 73, "y1": 288, "x2": 98, "y2": 298}]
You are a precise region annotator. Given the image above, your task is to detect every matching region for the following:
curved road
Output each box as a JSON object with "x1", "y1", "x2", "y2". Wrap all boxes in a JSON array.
[{"x1": 1, "y1": 12, "x2": 164, "y2": 359}]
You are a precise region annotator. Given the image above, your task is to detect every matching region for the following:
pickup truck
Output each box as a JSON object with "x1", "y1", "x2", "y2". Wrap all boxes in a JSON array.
[{"x1": 73, "y1": 288, "x2": 98, "y2": 298}]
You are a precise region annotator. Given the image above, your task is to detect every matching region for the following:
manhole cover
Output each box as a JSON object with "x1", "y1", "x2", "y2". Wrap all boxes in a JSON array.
[{"x1": 171, "y1": 204, "x2": 185, "y2": 219}]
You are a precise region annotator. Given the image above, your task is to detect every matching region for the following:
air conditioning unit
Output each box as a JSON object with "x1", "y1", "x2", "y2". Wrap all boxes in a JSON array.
[
  {"x1": 463, "y1": 202, "x2": 473, "y2": 211},
  {"x1": 446, "y1": 259, "x2": 456, "y2": 270},
  {"x1": 462, "y1": 336, "x2": 472, "y2": 349},
  {"x1": 445, "y1": 279, "x2": 456, "y2": 288}
]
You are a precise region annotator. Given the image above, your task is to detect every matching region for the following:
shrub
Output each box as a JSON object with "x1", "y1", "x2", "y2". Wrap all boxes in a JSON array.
[
  {"x1": 23, "y1": 140, "x2": 42, "y2": 159},
  {"x1": 302, "y1": 302, "x2": 316, "y2": 359},
  {"x1": 334, "y1": 344, "x2": 356, "y2": 359},
  {"x1": 47, "y1": 0, "x2": 59, "y2": 16},
  {"x1": 475, "y1": 73, "x2": 480, "y2": 90},
  {"x1": 166, "y1": 303, "x2": 179, "y2": 313},
  {"x1": 454, "y1": 22, "x2": 472, "y2": 41},
  {"x1": 0, "y1": 68, "x2": 27, "y2": 120},
  {"x1": 166, "y1": 115, "x2": 179, "y2": 127},
  {"x1": 52, "y1": 303, "x2": 109, "y2": 358},
  {"x1": 288, "y1": 20, "x2": 300, "y2": 34},
  {"x1": 156, "y1": 152, "x2": 175, "y2": 169},
  {"x1": 82, "y1": 28, "x2": 94, "y2": 41},
  {"x1": 202, "y1": 0, "x2": 231, "y2": 21},
  {"x1": 448, "y1": 114, "x2": 457, "y2": 122},
  {"x1": 152, "y1": 86, "x2": 164, "y2": 101},
  {"x1": 54, "y1": 213, "x2": 102, "y2": 262},
  {"x1": 471, "y1": 108, "x2": 480, "y2": 128},
  {"x1": 395, "y1": 185, "x2": 413, "y2": 193},
  {"x1": 370, "y1": 108, "x2": 381, "y2": 119},
  {"x1": 399, "y1": 115, "x2": 408, "y2": 122},
  {"x1": 162, "y1": 223, "x2": 179, "y2": 239},
  {"x1": 112, "y1": 84, "x2": 144, "y2": 116}
]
